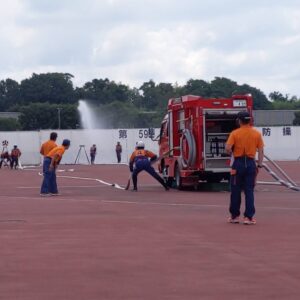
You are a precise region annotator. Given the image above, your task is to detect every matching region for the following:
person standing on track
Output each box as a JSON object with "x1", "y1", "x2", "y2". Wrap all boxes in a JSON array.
[
  {"x1": 40, "y1": 139, "x2": 70, "y2": 196},
  {"x1": 115, "y1": 141, "x2": 122, "y2": 163},
  {"x1": 129, "y1": 141, "x2": 169, "y2": 191},
  {"x1": 10, "y1": 145, "x2": 21, "y2": 169},
  {"x1": 225, "y1": 111, "x2": 264, "y2": 225},
  {"x1": 90, "y1": 144, "x2": 97, "y2": 164}
]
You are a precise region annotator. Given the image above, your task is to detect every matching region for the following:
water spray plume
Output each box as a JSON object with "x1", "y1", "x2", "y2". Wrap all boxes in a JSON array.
[{"x1": 78, "y1": 100, "x2": 101, "y2": 129}]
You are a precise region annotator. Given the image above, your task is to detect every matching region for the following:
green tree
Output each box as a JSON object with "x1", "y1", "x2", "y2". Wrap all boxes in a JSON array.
[
  {"x1": 272, "y1": 101, "x2": 296, "y2": 110},
  {"x1": 97, "y1": 101, "x2": 140, "y2": 128},
  {"x1": 127, "y1": 87, "x2": 142, "y2": 106},
  {"x1": 180, "y1": 77, "x2": 272, "y2": 110},
  {"x1": 156, "y1": 82, "x2": 176, "y2": 109},
  {"x1": 0, "y1": 79, "x2": 21, "y2": 111},
  {"x1": 269, "y1": 91, "x2": 289, "y2": 102},
  {"x1": 77, "y1": 78, "x2": 130, "y2": 104},
  {"x1": 293, "y1": 112, "x2": 300, "y2": 125},
  {"x1": 91, "y1": 100, "x2": 160, "y2": 128},
  {"x1": 59, "y1": 105, "x2": 80, "y2": 129},
  {"x1": 138, "y1": 80, "x2": 176, "y2": 111},
  {"x1": 269, "y1": 91, "x2": 300, "y2": 109},
  {"x1": 0, "y1": 118, "x2": 21, "y2": 131},
  {"x1": 181, "y1": 79, "x2": 211, "y2": 97},
  {"x1": 2, "y1": 72, "x2": 299, "y2": 129},
  {"x1": 210, "y1": 77, "x2": 238, "y2": 98},
  {"x1": 18, "y1": 103, "x2": 79, "y2": 130},
  {"x1": 138, "y1": 80, "x2": 158, "y2": 110},
  {"x1": 20, "y1": 73, "x2": 76, "y2": 104}
]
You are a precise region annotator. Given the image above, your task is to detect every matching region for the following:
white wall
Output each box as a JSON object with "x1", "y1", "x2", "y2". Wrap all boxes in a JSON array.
[
  {"x1": 41, "y1": 129, "x2": 160, "y2": 165},
  {"x1": 0, "y1": 127, "x2": 299, "y2": 165},
  {"x1": 1, "y1": 128, "x2": 160, "y2": 165},
  {"x1": 0, "y1": 131, "x2": 40, "y2": 165},
  {"x1": 256, "y1": 126, "x2": 300, "y2": 160}
]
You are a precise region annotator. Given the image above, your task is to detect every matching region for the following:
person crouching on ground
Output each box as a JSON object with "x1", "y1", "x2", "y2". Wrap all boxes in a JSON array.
[
  {"x1": 225, "y1": 111, "x2": 264, "y2": 225},
  {"x1": 40, "y1": 139, "x2": 70, "y2": 196},
  {"x1": 129, "y1": 141, "x2": 169, "y2": 191}
]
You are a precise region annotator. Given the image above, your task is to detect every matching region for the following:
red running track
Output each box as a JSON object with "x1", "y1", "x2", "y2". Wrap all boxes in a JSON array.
[{"x1": 0, "y1": 162, "x2": 300, "y2": 300}]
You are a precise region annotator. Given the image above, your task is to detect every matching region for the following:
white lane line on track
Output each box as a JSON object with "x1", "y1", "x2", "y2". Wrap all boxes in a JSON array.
[{"x1": 1, "y1": 195, "x2": 299, "y2": 211}]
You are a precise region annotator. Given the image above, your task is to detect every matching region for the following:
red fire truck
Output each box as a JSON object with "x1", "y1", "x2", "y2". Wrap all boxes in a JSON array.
[{"x1": 158, "y1": 94, "x2": 253, "y2": 189}]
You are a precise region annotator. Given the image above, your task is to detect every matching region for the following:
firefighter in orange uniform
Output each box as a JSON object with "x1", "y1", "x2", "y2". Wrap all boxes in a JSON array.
[
  {"x1": 40, "y1": 132, "x2": 58, "y2": 180},
  {"x1": 225, "y1": 111, "x2": 264, "y2": 225},
  {"x1": 40, "y1": 132, "x2": 58, "y2": 160},
  {"x1": 129, "y1": 141, "x2": 169, "y2": 191},
  {"x1": 40, "y1": 139, "x2": 70, "y2": 196}
]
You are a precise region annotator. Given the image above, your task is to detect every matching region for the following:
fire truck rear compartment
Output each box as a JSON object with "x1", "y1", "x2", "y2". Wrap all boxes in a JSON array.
[{"x1": 203, "y1": 111, "x2": 238, "y2": 175}]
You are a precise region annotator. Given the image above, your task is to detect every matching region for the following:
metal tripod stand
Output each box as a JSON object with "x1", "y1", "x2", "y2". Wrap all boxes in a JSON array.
[{"x1": 74, "y1": 145, "x2": 90, "y2": 164}]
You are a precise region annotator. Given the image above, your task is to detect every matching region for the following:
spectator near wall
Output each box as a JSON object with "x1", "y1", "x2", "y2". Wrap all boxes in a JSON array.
[
  {"x1": 115, "y1": 142, "x2": 122, "y2": 163},
  {"x1": 90, "y1": 144, "x2": 97, "y2": 164},
  {"x1": 10, "y1": 145, "x2": 21, "y2": 169}
]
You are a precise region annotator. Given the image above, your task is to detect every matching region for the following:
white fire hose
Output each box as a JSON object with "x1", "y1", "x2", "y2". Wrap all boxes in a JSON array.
[{"x1": 180, "y1": 129, "x2": 196, "y2": 168}]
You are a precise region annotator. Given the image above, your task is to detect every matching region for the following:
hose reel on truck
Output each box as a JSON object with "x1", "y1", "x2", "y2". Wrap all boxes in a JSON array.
[{"x1": 180, "y1": 129, "x2": 197, "y2": 168}]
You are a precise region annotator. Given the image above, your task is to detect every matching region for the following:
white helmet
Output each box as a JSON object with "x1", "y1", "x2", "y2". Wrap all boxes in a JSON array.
[{"x1": 136, "y1": 141, "x2": 145, "y2": 148}]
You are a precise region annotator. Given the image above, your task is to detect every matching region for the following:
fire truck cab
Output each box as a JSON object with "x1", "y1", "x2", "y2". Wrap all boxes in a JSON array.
[{"x1": 158, "y1": 94, "x2": 253, "y2": 189}]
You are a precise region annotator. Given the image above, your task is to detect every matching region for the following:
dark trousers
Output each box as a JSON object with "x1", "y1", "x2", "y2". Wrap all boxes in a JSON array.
[
  {"x1": 40, "y1": 157, "x2": 58, "y2": 194},
  {"x1": 230, "y1": 157, "x2": 257, "y2": 219},
  {"x1": 90, "y1": 154, "x2": 95, "y2": 164},
  {"x1": 10, "y1": 157, "x2": 19, "y2": 169},
  {"x1": 116, "y1": 151, "x2": 121, "y2": 163},
  {"x1": 132, "y1": 159, "x2": 166, "y2": 189}
]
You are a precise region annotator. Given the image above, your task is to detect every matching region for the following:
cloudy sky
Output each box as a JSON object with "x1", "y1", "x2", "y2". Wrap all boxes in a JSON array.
[{"x1": 1, "y1": 0, "x2": 300, "y2": 97}]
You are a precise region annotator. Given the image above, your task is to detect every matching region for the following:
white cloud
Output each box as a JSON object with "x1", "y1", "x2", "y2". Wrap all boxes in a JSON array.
[{"x1": 0, "y1": 0, "x2": 300, "y2": 97}]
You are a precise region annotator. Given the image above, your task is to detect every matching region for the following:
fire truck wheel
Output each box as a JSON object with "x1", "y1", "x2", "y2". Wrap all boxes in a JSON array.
[{"x1": 175, "y1": 164, "x2": 183, "y2": 190}]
